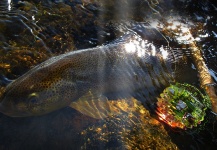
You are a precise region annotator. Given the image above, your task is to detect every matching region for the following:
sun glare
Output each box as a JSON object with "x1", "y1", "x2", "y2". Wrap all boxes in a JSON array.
[
  {"x1": 125, "y1": 41, "x2": 136, "y2": 53},
  {"x1": 7, "y1": 0, "x2": 11, "y2": 11},
  {"x1": 160, "y1": 46, "x2": 168, "y2": 59},
  {"x1": 124, "y1": 39, "x2": 169, "y2": 59}
]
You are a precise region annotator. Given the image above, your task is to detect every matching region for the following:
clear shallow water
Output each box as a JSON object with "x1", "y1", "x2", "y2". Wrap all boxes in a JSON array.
[{"x1": 0, "y1": 0, "x2": 217, "y2": 149}]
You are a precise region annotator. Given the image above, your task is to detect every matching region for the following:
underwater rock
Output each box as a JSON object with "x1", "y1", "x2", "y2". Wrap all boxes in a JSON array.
[
  {"x1": 80, "y1": 98, "x2": 178, "y2": 150},
  {"x1": 0, "y1": 0, "x2": 106, "y2": 79}
]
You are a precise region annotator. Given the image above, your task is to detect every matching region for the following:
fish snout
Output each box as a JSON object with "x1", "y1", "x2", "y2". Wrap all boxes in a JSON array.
[
  {"x1": 0, "y1": 103, "x2": 14, "y2": 116},
  {"x1": 0, "y1": 103, "x2": 7, "y2": 114},
  {"x1": 0, "y1": 100, "x2": 30, "y2": 117}
]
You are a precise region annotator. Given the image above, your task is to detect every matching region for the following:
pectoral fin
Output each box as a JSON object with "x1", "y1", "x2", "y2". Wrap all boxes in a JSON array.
[{"x1": 69, "y1": 90, "x2": 112, "y2": 119}]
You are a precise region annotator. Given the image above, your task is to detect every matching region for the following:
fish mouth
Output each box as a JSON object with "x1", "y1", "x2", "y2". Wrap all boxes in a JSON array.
[
  {"x1": 0, "y1": 102, "x2": 30, "y2": 117},
  {"x1": 0, "y1": 87, "x2": 6, "y2": 103},
  {"x1": 0, "y1": 103, "x2": 12, "y2": 116}
]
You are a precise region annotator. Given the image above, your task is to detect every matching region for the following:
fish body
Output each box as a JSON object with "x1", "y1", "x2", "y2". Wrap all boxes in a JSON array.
[{"x1": 0, "y1": 33, "x2": 187, "y2": 117}]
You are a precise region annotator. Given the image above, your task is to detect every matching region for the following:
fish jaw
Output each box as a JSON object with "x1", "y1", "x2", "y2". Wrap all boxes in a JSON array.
[{"x1": 0, "y1": 97, "x2": 31, "y2": 117}]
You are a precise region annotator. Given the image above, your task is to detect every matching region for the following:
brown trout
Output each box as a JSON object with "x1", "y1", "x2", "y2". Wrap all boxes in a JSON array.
[{"x1": 0, "y1": 33, "x2": 191, "y2": 117}]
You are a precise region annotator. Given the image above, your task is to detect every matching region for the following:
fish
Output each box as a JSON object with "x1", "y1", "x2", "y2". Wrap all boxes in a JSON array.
[{"x1": 0, "y1": 33, "x2": 193, "y2": 118}]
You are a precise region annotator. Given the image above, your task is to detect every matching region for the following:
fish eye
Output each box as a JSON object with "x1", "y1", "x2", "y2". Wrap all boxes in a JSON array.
[{"x1": 28, "y1": 93, "x2": 39, "y2": 104}]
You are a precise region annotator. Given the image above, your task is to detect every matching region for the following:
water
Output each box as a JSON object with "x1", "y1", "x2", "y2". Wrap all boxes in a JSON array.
[{"x1": 0, "y1": 0, "x2": 217, "y2": 149}]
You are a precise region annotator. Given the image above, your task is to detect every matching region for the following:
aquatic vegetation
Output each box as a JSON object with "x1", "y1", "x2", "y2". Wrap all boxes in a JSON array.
[{"x1": 157, "y1": 83, "x2": 211, "y2": 129}]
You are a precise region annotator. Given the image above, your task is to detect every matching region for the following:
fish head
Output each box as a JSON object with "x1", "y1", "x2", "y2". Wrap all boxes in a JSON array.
[{"x1": 0, "y1": 63, "x2": 78, "y2": 117}]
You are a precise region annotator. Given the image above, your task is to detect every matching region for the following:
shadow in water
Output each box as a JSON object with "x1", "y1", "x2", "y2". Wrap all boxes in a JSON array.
[{"x1": 0, "y1": 108, "x2": 98, "y2": 150}]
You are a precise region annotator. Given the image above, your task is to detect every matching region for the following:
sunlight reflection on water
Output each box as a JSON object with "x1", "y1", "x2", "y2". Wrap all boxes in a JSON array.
[{"x1": 7, "y1": 0, "x2": 11, "y2": 10}]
